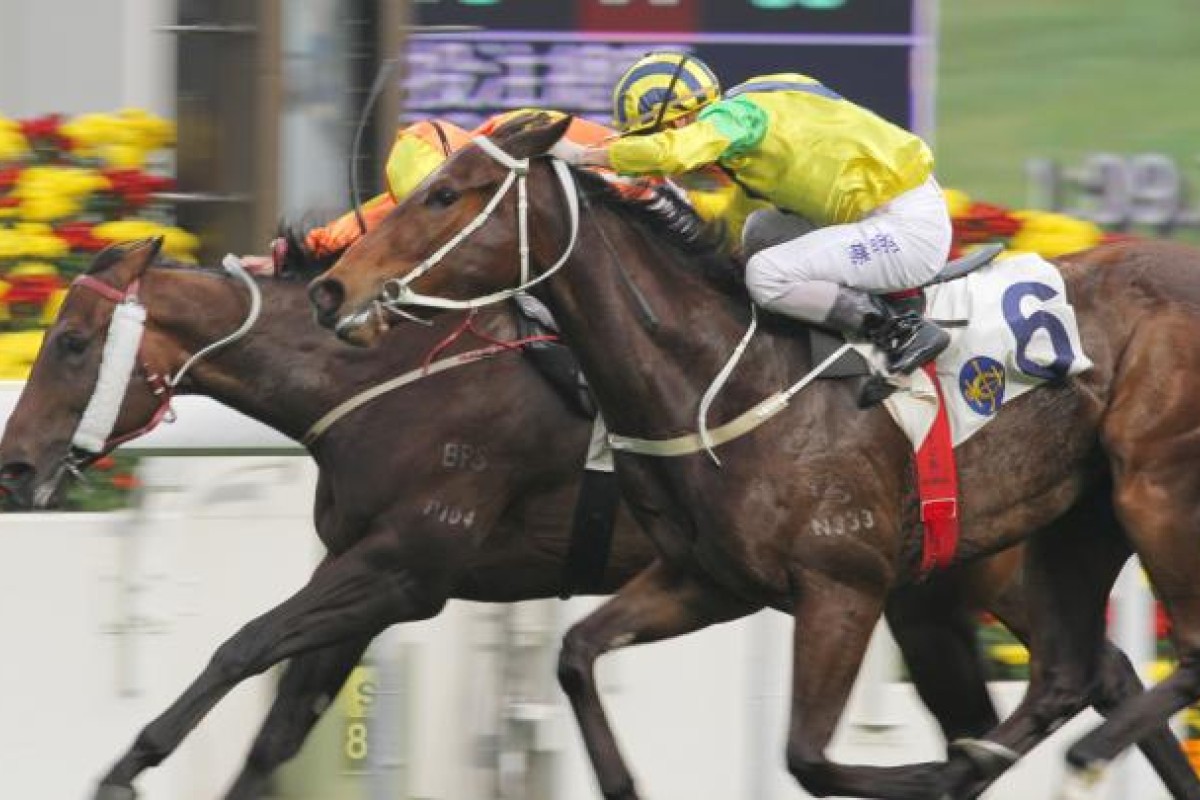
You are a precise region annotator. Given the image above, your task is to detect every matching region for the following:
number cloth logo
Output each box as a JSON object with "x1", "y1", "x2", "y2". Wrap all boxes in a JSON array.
[{"x1": 959, "y1": 356, "x2": 1006, "y2": 416}]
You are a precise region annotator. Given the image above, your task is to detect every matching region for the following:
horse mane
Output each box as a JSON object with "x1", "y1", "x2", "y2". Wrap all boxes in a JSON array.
[
  {"x1": 568, "y1": 167, "x2": 747, "y2": 297},
  {"x1": 275, "y1": 221, "x2": 346, "y2": 281}
]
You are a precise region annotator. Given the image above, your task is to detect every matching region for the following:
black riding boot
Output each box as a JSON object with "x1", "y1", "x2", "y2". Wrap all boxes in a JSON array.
[{"x1": 826, "y1": 287, "x2": 950, "y2": 375}]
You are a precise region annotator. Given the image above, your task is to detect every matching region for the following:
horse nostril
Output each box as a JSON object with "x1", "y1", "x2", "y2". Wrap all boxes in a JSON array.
[
  {"x1": 308, "y1": 279, "x2": 346, "y2": 324},
  {"x1": 0, "y1": 462, "x2": 34, "y2": 493}
]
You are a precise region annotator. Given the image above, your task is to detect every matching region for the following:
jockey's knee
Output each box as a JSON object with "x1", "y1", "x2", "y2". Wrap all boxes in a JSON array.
[{"x1": 744, "y1": 250, "x2": 790, "y2": 307}]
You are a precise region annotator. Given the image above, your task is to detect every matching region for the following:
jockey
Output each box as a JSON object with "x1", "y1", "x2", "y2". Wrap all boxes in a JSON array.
[
  {"x1": 303, "y1": 119, "x2": 475, "y2": 259},
  {"x1": 243, "y1": 108, "x2": 762, "y2": 275},
  {"x1": 561, "y1": 51, "x2": 952, "y2": 375}
]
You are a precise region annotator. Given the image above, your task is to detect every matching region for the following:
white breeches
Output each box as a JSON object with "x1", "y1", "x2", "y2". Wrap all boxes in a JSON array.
[{"x1": 744, "y1": 176, "x2": 953, "y2": 322}]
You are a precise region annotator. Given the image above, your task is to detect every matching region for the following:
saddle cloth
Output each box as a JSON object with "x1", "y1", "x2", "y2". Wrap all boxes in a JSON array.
[{"x1": 870, "y1": 252, "x2": 1094, "y2": 450}]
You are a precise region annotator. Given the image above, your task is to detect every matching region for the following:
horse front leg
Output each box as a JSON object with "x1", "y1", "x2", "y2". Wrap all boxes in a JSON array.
[
  {"x1": 92, "y1": 534, "x2": 451, "y2": 800},
  {"x1": 222, "y1": 635, "x2": 372, "y2": 800},
  {"x1": 783, "y1": 568, "x2": 948, "y2": 800},
  {"x1": 557, "y1": 559, "x2": 757, "y2": 800}
]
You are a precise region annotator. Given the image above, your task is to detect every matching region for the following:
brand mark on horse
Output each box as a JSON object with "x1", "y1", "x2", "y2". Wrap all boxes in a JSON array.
[
  {"x1": 421, "y1": 499, "x2": 477, "y2": 528},
  {"x1": 810, "y1": 509, "x2": 875, "y2": 538},
  {"x1": 442, "y1": 442, "x2": 488, "y2": 471}
]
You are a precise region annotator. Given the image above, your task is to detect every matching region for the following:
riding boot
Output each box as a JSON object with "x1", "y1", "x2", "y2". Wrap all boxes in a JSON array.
[{"x1": 825, "y1": 287, "x2": 950, "y2": 375}]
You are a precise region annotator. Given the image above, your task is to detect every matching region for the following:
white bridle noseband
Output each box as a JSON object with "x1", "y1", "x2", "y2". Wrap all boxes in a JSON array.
[
  {"x1": 70, "y1": 255, "x2": 262, "y2": 454},
  {"x1": 373, "y1": 136, "x2": 580, "y2": 315}
]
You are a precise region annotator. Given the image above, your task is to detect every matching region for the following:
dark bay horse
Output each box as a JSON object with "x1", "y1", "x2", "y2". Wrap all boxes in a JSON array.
[
  {"x1": 0, "y1": 238, "x2": 1100, "y2": 800},
  {"x1": 309, "y1": 117, "x2": 1200, "y2": 799}
]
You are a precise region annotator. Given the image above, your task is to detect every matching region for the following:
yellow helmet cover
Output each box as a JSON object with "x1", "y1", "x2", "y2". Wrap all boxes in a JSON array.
[{"x1": 612, "y1": 52, "x2": 720, "y2": 134}]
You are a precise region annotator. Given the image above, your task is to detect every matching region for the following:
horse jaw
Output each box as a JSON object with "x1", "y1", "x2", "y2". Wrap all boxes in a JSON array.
[
  {"x1": 333, "y1": 296, "x2": 404, "y2": 347},
  {"x1": 32, "y1": 463, "x2": 69, "y2": 510}
]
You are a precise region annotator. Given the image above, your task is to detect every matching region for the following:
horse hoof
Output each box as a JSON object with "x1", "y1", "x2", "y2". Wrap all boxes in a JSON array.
[
  {"x1": 1057, "y1": 762, "x2": 1107, "y2": 800},
  {"x1": 93, "y1": 784, "x2": 137, "y2": 800},
  {"x1": 949, "y1": 737, "x2": 1019, "y2": 778}
]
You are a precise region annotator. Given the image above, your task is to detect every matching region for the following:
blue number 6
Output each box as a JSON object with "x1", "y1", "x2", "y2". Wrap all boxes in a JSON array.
[{"x1": 1001, "y1": 282, "x2": 1077, "y2": 380}]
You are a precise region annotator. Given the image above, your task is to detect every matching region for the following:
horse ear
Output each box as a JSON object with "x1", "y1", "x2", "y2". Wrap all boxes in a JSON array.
[
  {"x1": 106, "y1": 236, "x2": 163, "y2": 286},
  {"x1": 499, "y1": 115, "x2": 573, "y2": 160}
]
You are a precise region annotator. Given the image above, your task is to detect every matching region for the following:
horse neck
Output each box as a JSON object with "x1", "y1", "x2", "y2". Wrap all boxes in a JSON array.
[
  {"x1": 542, "y1": 208, "x2": 806, "y2": 437},
  {"x1": 142, "y1": 270, "x2": 443, "y2": 444}
]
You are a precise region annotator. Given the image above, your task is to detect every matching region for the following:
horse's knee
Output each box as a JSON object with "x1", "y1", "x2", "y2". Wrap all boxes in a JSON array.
[
  {"x1": 557, "y1": 626, "x2": 599, "y2": 696},
  {"x1": 1090, "y1": 644, "x2": 1143, "y2": 711},
  {"x1": 209, "y1": 629, "x2": 268, "y2": 682}
]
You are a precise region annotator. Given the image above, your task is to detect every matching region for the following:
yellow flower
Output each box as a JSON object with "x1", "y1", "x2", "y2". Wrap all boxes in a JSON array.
[
  {"x1": 60, "y1": 109, "x2": 176, "y2": 168},
  {"x1": 943, "y1": 188, "x2": 972, "y2": 218},
  {"x1": 0, "y1": 330, "x2": 45, "y2": 380},
  {"x1": 0, "y1": 224, "x2": 69, "y2": 260},
  {"x1": 12, "y1": 165, "x2": 110, "y2": 221},
  {"x1": 988, "y1": 643, "x2": 1030, "y2": 666},
  {"x1": 40, "y1": 287, "x2": 68, "y2": 324},
  {"x1": 1010, "y1": 210, "x2": 1104, "y2": 258},
  {"x1": 9, "y1": 260, "x2": 59, "y2": 278},
  {"x1": 93, "y1": 219, "x2": 199, "y2": 260},
  {"x1": 0, "y1": 116, "x2": 29, "y2": 162}
]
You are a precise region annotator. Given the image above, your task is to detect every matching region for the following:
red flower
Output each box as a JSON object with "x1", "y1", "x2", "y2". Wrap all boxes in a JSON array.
[
  {"x1": 110, "y1": 473, "x2": 140, "y2": 491},
  {"x1": 952, "y1": 202, "x2": 1022, "y2": 244},
  {"x1": 102, "y1": 169, "x2": 175, "y2": 209},
  {"x1": 19, "y1": 114, "x2": 62, "y2": 140},
  {"x1": 54, "y1": 222, "x2": 107, "y2": 251},
  {"x1": 4, "y1": 275, "x2": 64, "y2": 306},
  {"x1": 1156, "y1": 603, "x2": 1172, "y2": 639},
  {"x1": 1101, "y1": 231, "x2": 1137, "y2": 245},
  {"x1": 0, "y1": 167, "x2": 22, "y2": 190},
  {"x1": 93, "y1": 455, "x2": 116, "y2": 471},
  {"x1": 18, "y1": 114, "x2": 70, "y2": 152}
]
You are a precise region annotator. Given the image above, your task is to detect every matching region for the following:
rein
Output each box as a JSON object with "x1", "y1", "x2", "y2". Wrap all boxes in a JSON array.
[
  {"x1": 367, "y1": 136, "x2": 580, "y2": 319},
  {"x1": 302, "y1": 311, "x2": 557, "y2": 446},
  {"x1": 68, "y1": 255, "x2": 262, "y2": 456},
  {"x1": 356, "y1": 136, "x2": 852, "y2": 464}
]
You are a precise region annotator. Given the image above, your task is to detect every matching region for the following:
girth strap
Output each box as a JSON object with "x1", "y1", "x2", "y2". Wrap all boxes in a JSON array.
[{"x1": 559, "y1": 469, "x2": 621, "y2": 598}]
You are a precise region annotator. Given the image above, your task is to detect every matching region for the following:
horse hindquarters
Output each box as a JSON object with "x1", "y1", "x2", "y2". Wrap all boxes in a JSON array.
[{"x1": 1061, "y1": 312, "x2": 1200, "y2": 785}]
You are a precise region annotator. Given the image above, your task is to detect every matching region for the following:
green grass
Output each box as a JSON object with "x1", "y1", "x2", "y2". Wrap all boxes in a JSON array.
[{"x1": 937, "y1": 0, "x2": 1200, "y2": 207}]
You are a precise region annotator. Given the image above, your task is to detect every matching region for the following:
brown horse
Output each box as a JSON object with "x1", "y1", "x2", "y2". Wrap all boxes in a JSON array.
[
  {"x1": 0, "y1": 238, "x2": 1104, "y2": 800},
  {"x1": 309, "y1": 116, "x2": 1200, "y2": 799}
]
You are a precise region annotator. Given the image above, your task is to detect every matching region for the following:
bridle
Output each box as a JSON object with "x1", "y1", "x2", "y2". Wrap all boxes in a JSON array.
[
  {"x1": 66, "y1": 255, "x2": 262, "y2": 467},
  {"x1": 362, "y1": 136, "x2": 580, "y2": 325}
]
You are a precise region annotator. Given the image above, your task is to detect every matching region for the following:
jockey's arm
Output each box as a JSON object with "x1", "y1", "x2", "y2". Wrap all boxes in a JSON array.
[{"x1": 588, "y1": 97, "x2": 768, "y2": 177}]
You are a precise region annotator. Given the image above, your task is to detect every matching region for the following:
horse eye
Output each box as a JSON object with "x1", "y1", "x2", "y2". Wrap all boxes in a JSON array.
[
  {"x1": 57, "y1": 331, "x2": 89, "y2": 356},
  {"x1": 427, "y1": 186, "x2": 461, "y2": 209}
]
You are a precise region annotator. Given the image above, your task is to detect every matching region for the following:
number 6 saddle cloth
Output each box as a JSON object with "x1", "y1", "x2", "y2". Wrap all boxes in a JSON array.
[{"x1": 869, "y1": 252, "x2": 1094, "y2": 452}]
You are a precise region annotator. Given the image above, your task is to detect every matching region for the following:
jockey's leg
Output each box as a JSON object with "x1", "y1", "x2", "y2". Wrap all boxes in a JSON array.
[{"x1": 744, "y1": 177, "x2": 953, "y2": 374}]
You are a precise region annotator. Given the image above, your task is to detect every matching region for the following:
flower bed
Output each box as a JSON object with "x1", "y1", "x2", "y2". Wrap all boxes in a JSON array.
[
  {"x1": 943, "y1": 187, "x2": 1134, "y2": 259},
  {"x1": 0, "y1": 110, "x2": 201, "y2": 513},
  {"x1": 0, "y1": 110, "x2": 199, "y2": 379}
]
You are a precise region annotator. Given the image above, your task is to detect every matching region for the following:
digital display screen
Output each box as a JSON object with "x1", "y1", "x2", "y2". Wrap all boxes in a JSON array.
[
  {"x1": 407, "y1": 0, "x2": 919, "y2": 129},
  {"x1": 411, "y1": 0, "x2": 914, "y2": 35}
]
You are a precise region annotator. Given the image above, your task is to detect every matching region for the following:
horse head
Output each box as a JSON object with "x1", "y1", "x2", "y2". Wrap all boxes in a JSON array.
[
  {"x1": 0, "y1": 238, "x2": 201, "y2": 509},
  {"x1": 310, "y1": 116, "x2": 575, "y2": 346}
]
